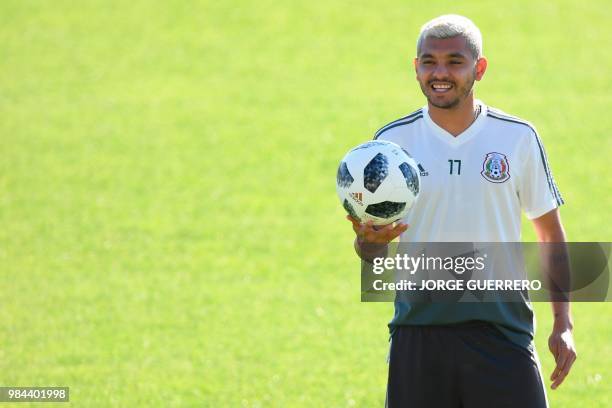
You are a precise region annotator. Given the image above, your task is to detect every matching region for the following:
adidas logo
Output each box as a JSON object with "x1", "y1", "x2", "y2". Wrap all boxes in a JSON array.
[{"x1": 349, "y1": 192, "x2": 363, "y2": 205}]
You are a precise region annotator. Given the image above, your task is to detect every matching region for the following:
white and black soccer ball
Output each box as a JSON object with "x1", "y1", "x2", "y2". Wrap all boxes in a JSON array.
[{"x1": 336, "y1": 140, "x2": 420, "y2": 226}]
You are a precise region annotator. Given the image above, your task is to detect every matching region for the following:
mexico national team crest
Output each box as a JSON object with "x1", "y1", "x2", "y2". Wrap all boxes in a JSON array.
[{"x1": 481, "y1": 152, "x2": 510, "y2": 183}]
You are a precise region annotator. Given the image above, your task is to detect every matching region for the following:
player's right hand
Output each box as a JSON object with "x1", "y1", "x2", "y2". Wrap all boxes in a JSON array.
[{"x1": 346, "y1": 215, "x2": 408, "y2": 244}]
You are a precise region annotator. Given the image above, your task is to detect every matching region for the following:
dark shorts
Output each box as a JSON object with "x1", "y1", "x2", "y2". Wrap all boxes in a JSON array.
[{"x1": 386, "y1": 322, "x2": 548, "y2": 408}]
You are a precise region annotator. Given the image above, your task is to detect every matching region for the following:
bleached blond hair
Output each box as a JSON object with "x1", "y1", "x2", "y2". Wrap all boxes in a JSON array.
[{"x1": 416, "y1": 14, "x2": 483, "y2": 59}]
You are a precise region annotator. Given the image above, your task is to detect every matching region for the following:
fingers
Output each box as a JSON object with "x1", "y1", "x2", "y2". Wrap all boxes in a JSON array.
[
  {"x1": 367, "y1": 221, "x2": 408, "y2": 243},
  {"x1": 549, "y1": 339, "x2": 577, "y2": 390},
  {"x1": 550, "y1": 348, "x2": 567, "y2": 383},
  {"x1": 346, "y1": 216, "x2": 409, "y2": 244},
  {"x1": 550, "y1": 349, "x2": 577, "y2": 389},
  {"x1": 383, "y1": 223, "x2": 409, "y2": 241}
]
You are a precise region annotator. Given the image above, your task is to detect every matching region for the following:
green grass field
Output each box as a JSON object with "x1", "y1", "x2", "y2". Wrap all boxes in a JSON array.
[{"x1": 1, "y1": 0, "x2": 610, "y2": 406}]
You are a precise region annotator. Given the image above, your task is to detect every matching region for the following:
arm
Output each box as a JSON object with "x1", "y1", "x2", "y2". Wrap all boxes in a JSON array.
[{"x1": 531, "y1": 208, "x2": 577, "y2": 390}]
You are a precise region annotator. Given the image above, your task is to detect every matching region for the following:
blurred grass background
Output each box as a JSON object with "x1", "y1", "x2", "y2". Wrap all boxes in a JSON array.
[{"x1": 0, "y1": 0, "x2": 610, "y2": 406}]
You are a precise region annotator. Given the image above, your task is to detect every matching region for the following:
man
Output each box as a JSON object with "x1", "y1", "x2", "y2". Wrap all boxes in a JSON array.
[{"x1": 347, "y1": 15, "x2": 577, "y2": 407}]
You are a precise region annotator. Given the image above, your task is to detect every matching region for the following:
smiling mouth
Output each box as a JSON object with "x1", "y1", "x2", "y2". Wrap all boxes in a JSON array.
[{"x1": 430, "y1": 83, "x2": 453, "y2": 93}]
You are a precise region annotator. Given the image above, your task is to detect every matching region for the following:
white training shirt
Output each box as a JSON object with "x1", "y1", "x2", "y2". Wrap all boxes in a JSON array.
[{"x1": 375, "y1": 100, "x2": 563, "y2": 243}]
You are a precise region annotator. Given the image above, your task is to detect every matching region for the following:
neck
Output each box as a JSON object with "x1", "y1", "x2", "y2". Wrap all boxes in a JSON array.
[{"x1": 427, "y1": 95, "x2": 479, "y2": 137}]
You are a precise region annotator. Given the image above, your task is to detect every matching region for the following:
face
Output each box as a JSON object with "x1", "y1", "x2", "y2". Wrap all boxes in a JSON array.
[{"x1": 415, "y1": 36, "x2": 487, "y2": 109}]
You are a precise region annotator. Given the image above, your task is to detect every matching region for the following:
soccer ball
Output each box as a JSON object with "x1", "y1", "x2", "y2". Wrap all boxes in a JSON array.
[{"x1": 336, "y1": 140, "x2": 420, "y2": 225}]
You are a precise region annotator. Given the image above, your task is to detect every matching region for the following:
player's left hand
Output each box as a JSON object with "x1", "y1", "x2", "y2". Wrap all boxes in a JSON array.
[{"x1": 548, "y1": 327, "x2": 577, "y2": 389}]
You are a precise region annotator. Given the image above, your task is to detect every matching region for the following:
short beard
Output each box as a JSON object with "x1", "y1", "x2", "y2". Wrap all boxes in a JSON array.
[
  {"x1": 428, "y1": 95, "x2": 461, "y2": 109},
  {"x1": 420, "y1": 70, "x2": 476, "y2": 109}
]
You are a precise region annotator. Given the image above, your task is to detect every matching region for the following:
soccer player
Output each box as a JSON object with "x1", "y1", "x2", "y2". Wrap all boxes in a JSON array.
[{"x1": 347, "y1": 15, "x2": 576, "y2": 408}]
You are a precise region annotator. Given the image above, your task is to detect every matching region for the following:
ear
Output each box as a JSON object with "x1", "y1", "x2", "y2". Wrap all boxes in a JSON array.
[
  {"x1": 475, "y1": 57, "x2": 488, "y2": 81},
  {"x1": 413, "y1": 57, "x2": 418, "y2": 76}
]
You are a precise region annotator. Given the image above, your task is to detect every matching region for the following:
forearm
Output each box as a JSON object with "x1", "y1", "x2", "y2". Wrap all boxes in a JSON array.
[
  {"x1": 541, "y1": 241, "x2": 572, "y2": 325},
  {"x1": 532, "y1": 209, "x2": 573, "y2": 329},
  {"x1": 354, "y1": 236, "x2": 388, "y2": 262}
]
